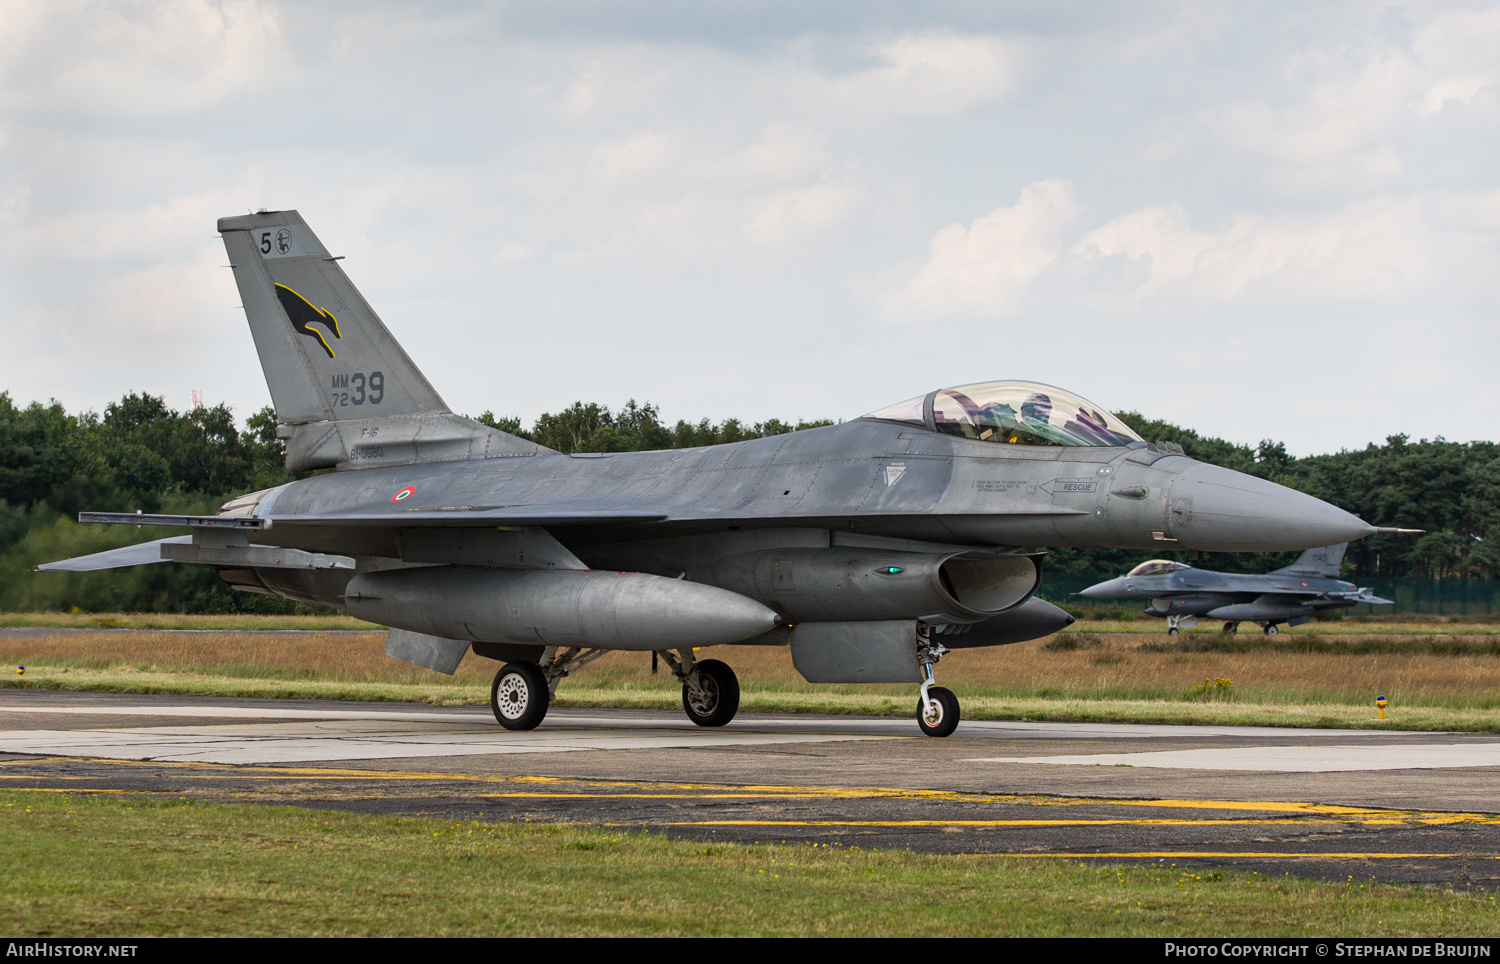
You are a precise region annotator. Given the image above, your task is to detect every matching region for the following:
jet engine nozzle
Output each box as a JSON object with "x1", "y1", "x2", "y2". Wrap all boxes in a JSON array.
[{"x1": 1164, "y1": 462, "x2": 1373, "y2": 552}]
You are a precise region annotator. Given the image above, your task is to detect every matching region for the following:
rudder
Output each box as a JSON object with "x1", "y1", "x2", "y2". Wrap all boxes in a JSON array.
[
  {"x1": 219, "y1": 210, "x2": 545, "y2": 471},
  {"x1": 1274, "y1": 543, "x2": 1347, "y2": 578}
]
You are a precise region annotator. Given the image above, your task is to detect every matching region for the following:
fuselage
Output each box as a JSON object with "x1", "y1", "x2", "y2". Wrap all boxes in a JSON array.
[{"x1": 224, "y1": 417, "x2": 1374, "y2": 611}]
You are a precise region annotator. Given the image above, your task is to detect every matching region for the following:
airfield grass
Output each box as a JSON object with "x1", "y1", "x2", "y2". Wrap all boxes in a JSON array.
[
  {"x1": 5, "y1": 609, "x2": 1499, "y2": 634},
  {"x1": 0, "y1": 611, "x2": 378, "y2": 631},
  {"x1": 3, "y1": 791, "x2": 1495, "y2": 937},
  {"x1": 7, "y1": 628, "x2": 1500, "y2": 730}
]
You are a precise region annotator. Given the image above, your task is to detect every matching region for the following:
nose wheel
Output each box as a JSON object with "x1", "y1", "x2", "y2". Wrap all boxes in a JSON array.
[
  {"x1": 916, "y1": 638, "x2": 959, "y2": 737},
  {"x1": 918, "y1": 685, "x2": 959, "y2": 737}
]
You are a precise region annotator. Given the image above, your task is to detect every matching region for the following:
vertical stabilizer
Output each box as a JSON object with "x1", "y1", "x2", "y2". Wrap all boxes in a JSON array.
[
  {"x1": 1274, "y1": 543, "x2": 1347, "y2": 578},
  {"x1": 218, "y1": 211, "x2": 548, "y2": 471}
]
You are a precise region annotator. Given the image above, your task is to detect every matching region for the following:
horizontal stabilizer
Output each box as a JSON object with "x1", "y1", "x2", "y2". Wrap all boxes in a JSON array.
[{"x1": 37, "y1": 536, "x2": 189, "y2": 572}]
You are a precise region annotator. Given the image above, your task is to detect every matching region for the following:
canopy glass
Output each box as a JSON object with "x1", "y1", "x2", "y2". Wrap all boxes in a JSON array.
[
  {"x1": 1127, "y1": 560, "x2": 1189, "y2": 576},
  {"x1": 862, "y1": 380, "x2": 1143, "y2": 448}
]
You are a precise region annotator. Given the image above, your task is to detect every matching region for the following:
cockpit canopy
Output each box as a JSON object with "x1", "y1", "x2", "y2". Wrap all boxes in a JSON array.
[
  {"x1": 862, "y1": 380, "x2": 1143, "y2": 448},
  {"x1": 1127, "y1": 560, "x2": 1189, "y2": 577}
]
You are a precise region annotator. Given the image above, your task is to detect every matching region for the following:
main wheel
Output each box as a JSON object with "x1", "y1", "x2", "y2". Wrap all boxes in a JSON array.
[
  {"x1": 491, "y1": 662, "x2": 549, "y2": 731},
  {"x1": 1264, "y1": 624, "x2": 1279, "y2": 635},
  {"x1": 682, "y1": 659, "x2": 739, "y2": 727},
  {"x1": 1222, "y1": 622, "x2": 1238, "y2": 634},
  {"x1": 1168, "y1": 627, "x2": 1180, "y2": 636},
  {"x1": 918, "y1": 686, "x2": 960, "y2": 737}
]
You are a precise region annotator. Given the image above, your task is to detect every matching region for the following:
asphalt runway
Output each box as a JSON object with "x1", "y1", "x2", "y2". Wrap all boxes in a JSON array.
[{"x1": 4, "y1": 689, "x2": 1500, "y2": 890}]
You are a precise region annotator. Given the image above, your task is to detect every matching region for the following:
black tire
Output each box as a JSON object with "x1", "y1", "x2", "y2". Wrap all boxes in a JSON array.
[
  {"x1": 682, "y1": 658, "x2": 739, "y2": 727},
  {"x1": 1222, "y1": 622, "x2": 1237, "y2": 634},
  {"x1": 917, "y1": 686, "x2": 960, "y2": 737},
  {"x1": 491, "y1": 662, "x2": 549, "y2": 731},
  {"x1": 1168, "y1": 627, "x2": 1179, "y2": 636},
  {"x1": 1264, "y1": 624, "x2": 1279, "y2": 635}
]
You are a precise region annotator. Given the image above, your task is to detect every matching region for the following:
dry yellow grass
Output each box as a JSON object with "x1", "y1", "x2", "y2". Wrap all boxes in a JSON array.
[
  {"x1": 3, "y1": 629, "x2": 1500, "y2": 727},
  {"x1": 0, "y1": 611, "x2": 377, "y2": 630}
]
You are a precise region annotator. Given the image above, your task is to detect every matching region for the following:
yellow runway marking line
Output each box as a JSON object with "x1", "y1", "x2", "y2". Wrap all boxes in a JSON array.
[
  {"x1": 630, "y1": 817, "x2": 1500, "y2": 828},
  {"x1": 3, "y1": 759, "x2": 1498, "y2": 823}
]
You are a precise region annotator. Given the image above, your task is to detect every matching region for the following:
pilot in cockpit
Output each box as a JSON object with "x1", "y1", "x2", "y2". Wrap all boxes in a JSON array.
[{"x1": 1019, "y1": 393, "x2": 1053, "y2": 426}]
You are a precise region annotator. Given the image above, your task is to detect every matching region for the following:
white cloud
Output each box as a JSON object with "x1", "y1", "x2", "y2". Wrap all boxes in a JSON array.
[
  {"x1": 881, "y1": 180, "x2": 1081, "y2": 317},
  {"x1": 0, "y1": 0, "x2": 286, "y2": 116},
  {"x1": 742, "y1": 175, "x2": 861, "y2": 244},
  {"x1": 1414, "y1": 7, "x2": 1500, "y2": 114},
  {"x1": 793, "y1": 31, "x2": 1028, "y2": 118},
  {"x1": 1076, "y1": 196, "x2": 1431, "y2": 301}
]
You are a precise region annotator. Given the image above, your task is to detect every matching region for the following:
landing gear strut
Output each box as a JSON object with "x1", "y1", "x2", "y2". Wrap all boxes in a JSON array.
[
  {"x1": 916, "y1": 633, "x2": 959, "y2": 737},
  {"x1": 489, "y1": 646, "x2": 609, "y2": 732},
  {"x1": 656, "y1": 649, "x2": 740, "y2": 727},
  {"x1": 1167, "y1": 614, "x2": 1182, "y2": 636}
]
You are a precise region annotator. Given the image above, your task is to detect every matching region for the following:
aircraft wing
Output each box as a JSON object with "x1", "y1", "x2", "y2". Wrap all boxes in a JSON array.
[
  {"x1": 78, "y1": 508, "x2": 668, "y2": 530},
  {"x1": 272, "y1": 509, "x2": 669, "y2": 527}
]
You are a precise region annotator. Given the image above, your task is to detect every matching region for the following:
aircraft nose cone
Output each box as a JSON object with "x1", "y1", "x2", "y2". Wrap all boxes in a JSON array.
[
  {"x1": 1076, "y1": 578, "x2": 1124, "y2": 600},
  {"x1": 1167, "y1": 462, "x2": 1373, "y2": 552}
]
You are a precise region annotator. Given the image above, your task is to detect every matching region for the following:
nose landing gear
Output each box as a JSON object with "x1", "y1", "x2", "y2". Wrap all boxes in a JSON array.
[{"x1": 916, "y1": 635, "x2": 959, "y2": 737}]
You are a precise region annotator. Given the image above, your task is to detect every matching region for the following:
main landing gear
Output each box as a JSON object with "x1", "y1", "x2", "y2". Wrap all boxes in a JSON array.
[
  {"x1": 1167, "y1": 614, "x2": 1183, "y2": 636},
  {"x1": 489, "y1": 646, "x2": 610, "y2": 731},
  {"x1": 1221, "y1": 622, "x2": 1240, "y2": 634},
  {"x1": 916, "y1": 634, "x2": 959, "y2": 738},
  {"x1": 1261, "y1": 623, "x2": 1280, "y2": 635},
  {"x1": 489, "y1": 647, "x2": 742, "y2": 731},
  {"x1": 656, "y1": 648, "x2": 740, "y2": 727}
]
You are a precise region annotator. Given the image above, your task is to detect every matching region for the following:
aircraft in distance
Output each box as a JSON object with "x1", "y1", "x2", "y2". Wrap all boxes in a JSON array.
[
  {"x1": 40, "y1": 211, "x2": 1390, "y2": 737},
  {"x1": 1076, "y1": 543, "x2": 1398, "y2": 635}
]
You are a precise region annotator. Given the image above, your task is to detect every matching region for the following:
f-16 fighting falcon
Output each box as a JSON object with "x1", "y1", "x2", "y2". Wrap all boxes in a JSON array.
[
  {"x1": 1076, "y1": 543, "x2": 1396, "y2": 635},
  {"x1": 40, "y1": 211, "x2": 1388, "y2": 736}
]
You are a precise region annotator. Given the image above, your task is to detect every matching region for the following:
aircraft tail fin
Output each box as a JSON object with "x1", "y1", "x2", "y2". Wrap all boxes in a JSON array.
[
  {"x1": 218, "y1": 211, "x2": 546, "y2": 471},
  {"x1": 1274, "y1": 543, "x2": 1347, "y2": 578}
]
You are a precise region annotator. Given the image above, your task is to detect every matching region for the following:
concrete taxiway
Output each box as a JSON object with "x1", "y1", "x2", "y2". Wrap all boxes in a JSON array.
[{"x1": 3, "y1": 689, "x2": 1500, "y2": 889}]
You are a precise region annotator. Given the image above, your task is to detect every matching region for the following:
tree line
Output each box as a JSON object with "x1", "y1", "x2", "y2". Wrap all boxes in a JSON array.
[{"x1": 0, "y1": 389, "x2": 1494, "y2": 612}]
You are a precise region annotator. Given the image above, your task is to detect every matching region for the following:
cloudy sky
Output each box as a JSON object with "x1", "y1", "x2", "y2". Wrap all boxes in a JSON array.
[{"x1": 3, "y1": 1, "x2": 1498, "y2": 454}]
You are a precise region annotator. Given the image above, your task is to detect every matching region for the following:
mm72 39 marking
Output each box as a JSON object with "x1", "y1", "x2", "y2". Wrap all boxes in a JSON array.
[{"x1": 330, "y1": 371, "x2": 384, "y2": 407}]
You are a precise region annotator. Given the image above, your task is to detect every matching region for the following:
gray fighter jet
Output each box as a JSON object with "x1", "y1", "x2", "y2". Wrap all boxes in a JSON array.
[
  {"x1": 1076, "y1": 543, "x2": 1395, "y2": 635},
  {"x1": 39, "y1": 210, "x2": 1386, "y2": 736}
]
